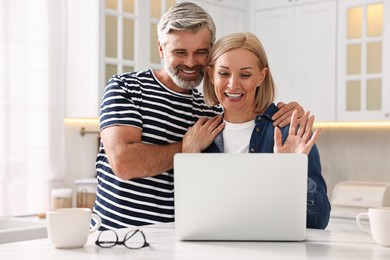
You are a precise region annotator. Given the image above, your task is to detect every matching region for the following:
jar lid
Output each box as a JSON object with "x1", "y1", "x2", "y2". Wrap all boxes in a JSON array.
[
  {"x1": 51, "y1": 188, "x2": 73, "y2": 198},
  {"x1": 75, "y1": 178, "x2": 98, "y2": 193},
  {"x1": 74, "y1": 178, "x2": 98, "y2": 185}
]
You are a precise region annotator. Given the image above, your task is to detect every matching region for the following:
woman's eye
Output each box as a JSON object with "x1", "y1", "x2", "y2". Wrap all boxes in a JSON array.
[
  {"x1": 241, "y1": 74, "x2": 251, "y2": 78},
  {"x1": 218, "y1": 71, "x2": 229, "y2": 77}
]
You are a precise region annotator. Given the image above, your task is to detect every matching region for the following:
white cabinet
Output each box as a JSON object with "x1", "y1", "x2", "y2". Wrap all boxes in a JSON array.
[
  {"x1": 250, "y1": 0, "x2": 337, "y2": 122},
  {"x1": 65, "y1": 0, "x2": 102, "y2": 118},
  {"x1": 184, "y1": 0, "x2": 249, "y2": 39},
  {"x1": 337, "y1": 0, "x2": 390, "y2": 121},
  {"x1": 65, "y1": 0, "x2": 390, "y2": 122},
  {"x1": 65, "y1": 0, "x2": 175, "y2": 118},
  {"x1": 250, "y1": 0, "x2": 330, "y2": 10}
]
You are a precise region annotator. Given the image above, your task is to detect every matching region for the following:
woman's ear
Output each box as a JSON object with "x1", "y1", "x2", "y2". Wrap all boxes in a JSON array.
[
  {"x1": 257, "y1": 67, "x2": 268, "y2": 87},
  {"x1": 207, "y1": 66, "x2": 214, "y2": 85}
]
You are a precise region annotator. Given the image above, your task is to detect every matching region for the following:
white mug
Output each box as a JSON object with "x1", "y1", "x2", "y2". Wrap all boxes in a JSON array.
[
  {"x1": 46, "y1": 208, "x2": 101, "y2": 249},
  {"x1": 356, "y1": 207, "x2": 390, "y2": 247}
]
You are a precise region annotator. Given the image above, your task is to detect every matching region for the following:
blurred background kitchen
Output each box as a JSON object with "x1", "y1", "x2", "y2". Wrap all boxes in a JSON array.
[{"x1": 1, "y1": 0, "x2": 390, "y2": 217}]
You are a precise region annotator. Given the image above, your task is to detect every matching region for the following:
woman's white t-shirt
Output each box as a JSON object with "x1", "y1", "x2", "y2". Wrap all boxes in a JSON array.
[{"x1": 222, "y1": 120, "x2": 255, "y2": 153}]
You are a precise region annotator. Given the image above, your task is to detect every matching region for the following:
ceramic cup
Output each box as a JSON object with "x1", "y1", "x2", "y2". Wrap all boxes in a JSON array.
[
  {"x1": 46, "y1": 208, "x2": 101, "y2": 249},
  {"x1": 356, "y1": 207, "x2": 390, "y2": 247}
]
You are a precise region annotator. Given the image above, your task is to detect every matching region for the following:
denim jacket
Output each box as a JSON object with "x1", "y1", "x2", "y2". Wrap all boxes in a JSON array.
[{"x1": 203, "y1": 103, "x2": 331, "y2": 229}]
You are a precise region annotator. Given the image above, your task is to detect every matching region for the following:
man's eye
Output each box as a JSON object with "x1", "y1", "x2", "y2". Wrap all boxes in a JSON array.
[
  {"x1": 196, "y1": 51, "x2": 208, "y2": 56},
  {"x1": 174, "y1": 51, "x2": 186, "y2": 56}
]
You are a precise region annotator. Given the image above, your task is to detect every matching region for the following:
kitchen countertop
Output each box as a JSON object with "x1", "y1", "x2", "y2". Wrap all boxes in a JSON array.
[{"x1": 0, "y1": 218, "x2": 389, "y2": 259}]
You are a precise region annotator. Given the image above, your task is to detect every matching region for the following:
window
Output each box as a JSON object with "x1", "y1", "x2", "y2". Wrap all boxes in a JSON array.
[{"x1": 102, "y1": 0, "x2": 176, "y2": 86}]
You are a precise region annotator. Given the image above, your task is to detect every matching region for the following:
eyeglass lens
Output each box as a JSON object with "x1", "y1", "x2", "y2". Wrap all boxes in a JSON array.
[
  {"x1": 96, "y1": 229, "x2": 148, "y2": 249},
  {"x1": 124, "y1": 230, "x2": 148, "y2": 249},
  {"x1": 96, "y1": 229, "x2": 118, "y2": 248}
]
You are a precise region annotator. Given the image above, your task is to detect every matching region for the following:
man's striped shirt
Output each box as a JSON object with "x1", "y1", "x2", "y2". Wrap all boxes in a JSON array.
[{"x1": 94, "y1": 69, "x2": 222, "y2": 230}]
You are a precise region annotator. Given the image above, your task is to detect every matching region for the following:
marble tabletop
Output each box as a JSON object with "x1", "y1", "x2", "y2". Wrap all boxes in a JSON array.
[{"x1": 0, "y1": 218, "x2": 390, "y2": 260}]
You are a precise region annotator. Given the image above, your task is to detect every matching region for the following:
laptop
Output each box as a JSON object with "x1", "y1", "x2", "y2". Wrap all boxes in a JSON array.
[{"x1": 174, "y1": 153, "x2": 308, "y2": 241}]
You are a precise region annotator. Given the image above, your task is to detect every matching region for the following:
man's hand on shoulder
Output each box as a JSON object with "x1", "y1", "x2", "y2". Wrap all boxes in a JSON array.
[{"x1": 272, "y1": 101, "x2": 304, "y2": 127}]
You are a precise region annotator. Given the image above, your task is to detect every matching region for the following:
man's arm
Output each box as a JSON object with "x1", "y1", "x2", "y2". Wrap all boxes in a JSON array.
[
  {"x1": 101, "y1": 125, "x2": 181, "y2": 180},
  {"x1": 272, "y1": 101, "x2": 304, "y2": 127}
]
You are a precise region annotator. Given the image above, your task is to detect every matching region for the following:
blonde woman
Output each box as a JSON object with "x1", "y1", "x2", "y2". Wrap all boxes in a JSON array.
[{"x1": 182, "y1": 32, "x2": 330, "y2": 229}]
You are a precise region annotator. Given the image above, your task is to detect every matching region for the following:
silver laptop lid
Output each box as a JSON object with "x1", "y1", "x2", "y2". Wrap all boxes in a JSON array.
[{"x1": 174, "y1": 153, "x2": 308, "y2": 241}]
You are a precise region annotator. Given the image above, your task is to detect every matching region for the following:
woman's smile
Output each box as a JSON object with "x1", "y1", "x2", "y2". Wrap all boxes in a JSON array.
[{"x1": 225, "y1": 92, "x2": 244, "y2": 102}]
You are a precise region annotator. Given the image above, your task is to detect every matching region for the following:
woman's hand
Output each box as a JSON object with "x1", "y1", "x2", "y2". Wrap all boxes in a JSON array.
[
  {"x1": 182, "y1": 115, "x2": 225, "y2": 153},
  {"x1": 274, "y1": 110, "x2": 321, "y2": 155}
]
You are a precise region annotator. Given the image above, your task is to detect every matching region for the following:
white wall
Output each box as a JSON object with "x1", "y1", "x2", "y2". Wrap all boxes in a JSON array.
[
  {"x1": 316, "y1": 127, "x2": 390, "y2": 200},
  {"x1": 63, "y1": 120, "x2": 100, "y2": 206}
]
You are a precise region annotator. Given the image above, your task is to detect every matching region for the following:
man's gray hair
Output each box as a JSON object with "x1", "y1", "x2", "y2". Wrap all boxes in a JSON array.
[{"x1": 157, "y1": 2, "x2": 216, "y2": 46}]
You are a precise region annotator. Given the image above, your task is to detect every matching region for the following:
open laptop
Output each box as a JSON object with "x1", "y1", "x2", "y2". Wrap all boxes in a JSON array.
[{"x1": 174, "y1": 153, "x2": 308, "y2": 241}]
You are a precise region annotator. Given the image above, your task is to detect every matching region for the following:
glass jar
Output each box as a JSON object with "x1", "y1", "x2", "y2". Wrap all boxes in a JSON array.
[
  {"x1": 51, "y1": 188, "x2": 73, "y2": 209},
  {"x1": 75, "y1": 178, "x2": 98, "y2": 209}
]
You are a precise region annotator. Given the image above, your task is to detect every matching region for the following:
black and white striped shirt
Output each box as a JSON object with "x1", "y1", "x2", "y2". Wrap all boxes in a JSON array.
[{"x1": 94, "y1": 69, "x2": 222, "y2": 230}]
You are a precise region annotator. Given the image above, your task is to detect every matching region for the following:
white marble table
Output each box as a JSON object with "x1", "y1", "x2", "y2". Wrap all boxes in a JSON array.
[{"x1": 0, "y1": 219, "x2": 390, "y2": 260}]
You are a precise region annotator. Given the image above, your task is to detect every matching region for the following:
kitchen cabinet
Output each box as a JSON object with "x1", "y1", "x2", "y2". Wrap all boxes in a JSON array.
[
  {"x1": 337, "y1": 0, "x2": 390, "y2": 121},
  {"x1": 250, "y1": 0, "x2": 331, "y2": 10},
  {"x1": 65, "y1": 0, "x2": 247, "y2": 118},
  {"x1": 65, "y1": 0, "x2": 102, "y2": 118},
  {"x1": 65, "y1": 0, "x2": 390, "y2": 122},
  {"x1": 250, "y1": 0, "x2": 336, "y2": 122},
  {"x1": 65, "y1": 0, "x2": 175, "y2": 118},
  {"x1": 183, "y1": 0, "x2": 249, "y2": 40}
]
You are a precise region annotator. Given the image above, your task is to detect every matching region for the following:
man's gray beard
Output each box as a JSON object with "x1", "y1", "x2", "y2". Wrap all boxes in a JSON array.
[{"x1": 166, "y1": 66, "x2": 204, "y2": 90}]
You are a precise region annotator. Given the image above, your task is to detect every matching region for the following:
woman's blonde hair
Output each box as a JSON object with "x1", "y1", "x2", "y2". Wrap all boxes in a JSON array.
[{"x1": 203, "y1": 32, "x2": 276, "y2": 114}]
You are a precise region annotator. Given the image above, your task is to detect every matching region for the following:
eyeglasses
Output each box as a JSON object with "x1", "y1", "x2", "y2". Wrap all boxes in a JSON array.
[{"x1": 95, "y1": 229, "x2": 149, "y2": 249}]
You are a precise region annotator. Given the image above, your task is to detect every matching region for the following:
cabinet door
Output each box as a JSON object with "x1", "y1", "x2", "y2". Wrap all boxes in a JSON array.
[
  {"x1": 252, "y1": 1, "x2": 336, "y2": 121},
  {"x1": 214, "y1": 6, "x2": 248, "y2": 39},
  {"x1": 337, "y1": 0, "x2": 390, "y2": 121},
  {"x1": 293, "y1": 1, "x2": 336, "y2": 121},
  {"x1": 188, "y1": 0, "x2": 248, "y2": 39},
  {"x1": 251, "y1": 0, "x2": 330, "y2": 10},
  {"x1": 252, "y1": 7, "x2": 294, "y2": 103},
  {"x1": 65, "y1": 0, "x2": 101, "y2": 118}
]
